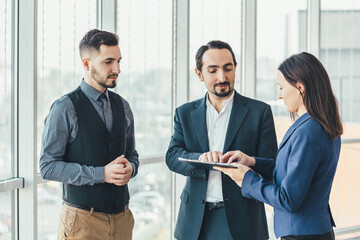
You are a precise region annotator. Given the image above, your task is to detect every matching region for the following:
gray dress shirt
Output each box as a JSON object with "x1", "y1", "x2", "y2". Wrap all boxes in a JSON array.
[{"x1": 39, "y1": 80, "x2": 139, "y2": 186}]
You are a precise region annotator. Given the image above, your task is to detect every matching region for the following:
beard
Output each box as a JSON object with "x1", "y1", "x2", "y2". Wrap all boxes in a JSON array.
[
  {"x1": 91, "y1": 67, "x2": 117, "y2": 89},
  {"x1": 210, "y1": 81, "x2": 233, "y2": 97}
]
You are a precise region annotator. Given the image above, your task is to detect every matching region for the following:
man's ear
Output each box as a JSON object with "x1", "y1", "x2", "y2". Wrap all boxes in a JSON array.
[
  {"x1": 82, "y1": 57, "x2": 90, "y2": 71},
  {"x1": 195, "y1": 68, "x2": 204, "y2": 82}
]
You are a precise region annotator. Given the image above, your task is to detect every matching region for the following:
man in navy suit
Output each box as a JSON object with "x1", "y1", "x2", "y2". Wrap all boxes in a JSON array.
[{"x1": 166, "y1": 40, "x2": 278, "y2": 240}]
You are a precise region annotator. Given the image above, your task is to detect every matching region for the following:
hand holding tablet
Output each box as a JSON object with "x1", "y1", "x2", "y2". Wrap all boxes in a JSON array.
[{"x1": 178, "y1": 157, "x2": 239, "y2": 171}]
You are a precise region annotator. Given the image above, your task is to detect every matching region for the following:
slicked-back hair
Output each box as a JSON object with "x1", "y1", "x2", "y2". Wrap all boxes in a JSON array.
[
  {"x1": 195, "y1": 40, "x2": 237, "y2": 71},
  {"x1": 79, "y1": 29, "x2": 119, "y2": 57},
  {"x1": 278, "y1": 52, "x2": 343, "y2": 140}
]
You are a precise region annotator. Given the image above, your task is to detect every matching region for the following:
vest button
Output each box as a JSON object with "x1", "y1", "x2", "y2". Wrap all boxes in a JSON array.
[{"x1": 200, "y1": 200, "x2": 205, "y2": 204}]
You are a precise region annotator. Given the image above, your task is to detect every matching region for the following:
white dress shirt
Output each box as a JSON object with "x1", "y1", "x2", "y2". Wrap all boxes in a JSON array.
[{"x1": 204, "y1": 91, "x2": 234, "y2": 203}]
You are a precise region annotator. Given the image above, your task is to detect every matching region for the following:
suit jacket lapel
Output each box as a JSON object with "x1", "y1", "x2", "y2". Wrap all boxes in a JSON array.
[
  {"x1": 278, "y1": 125, "x2": 296, "y2": 151},
  {"x1": 223, "y1": 92, "x2": 249, "y2": 153},
  {"x1": 191, "y1": 96, "x2": 209, "y2": 153},
  {"x1": 278, "y1": 113, "x2": 311, "y2": 151}
]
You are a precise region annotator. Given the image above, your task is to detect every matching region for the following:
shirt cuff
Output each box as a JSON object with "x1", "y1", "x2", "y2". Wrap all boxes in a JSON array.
[
  {"x1": 95, "y1": 166, "x2": 105, "y2": 184},
  {"x1": 130, "y1": 163, "x2": 136, "y2": 178}
]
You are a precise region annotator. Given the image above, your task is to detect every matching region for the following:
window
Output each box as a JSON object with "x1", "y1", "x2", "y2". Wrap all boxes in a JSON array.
[
  {"x1": 0, "y1": 0, "x2": 15, "y2": 238},
  {"x1": 256, "y1": 0, "x2": 307, "y2": 140},
  {"x1": 189, "y1": 0, "x2": 242, "y2": 101},
  {"x1": 3, "y1": 1, "x2": 360, "y2": 239},
  {"x1": 117, "y1": 0, "x2": 172, "y2": 157},
  {"x1": 117, "y1": 0, "x2": 172, "y2": 238},
  {"x1": 256, "y1": 1, "x2": 307, "y2": 239},
  {"x1": 36, "y1": 1, "x2": 97, "y2": 239},
  {"x1": 256, "y1": 0, "x2": 307, "y2": 118},
  {"x1": 321, "y1": 0, "x2": 360, "y2": 233}
]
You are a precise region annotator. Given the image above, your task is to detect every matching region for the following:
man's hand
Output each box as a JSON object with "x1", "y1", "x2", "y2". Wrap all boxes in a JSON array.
[
  {"x1": 221, "y1": 150, "x2": 256, "y2": 167},
  {"x1": 199, "y1": 151, "x2": 223, "y2": 162},
  {"x1": 104, "y1": 155, "x2": 133, "y2": 186}
]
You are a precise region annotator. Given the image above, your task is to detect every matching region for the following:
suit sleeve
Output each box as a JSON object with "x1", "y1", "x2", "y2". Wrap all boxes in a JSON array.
[
  {"x1": 166, "y1": 108, "x2": 207, "y2": 179},
  {"x1": 241, "y1": 130, "x2": 321, "y2": 212},
  {"x1": 252, "y1": 105, "x2": 277, "y2": 179},
  {"x1": 252, "y1": 157, "x2": 275, "y2": 180}
]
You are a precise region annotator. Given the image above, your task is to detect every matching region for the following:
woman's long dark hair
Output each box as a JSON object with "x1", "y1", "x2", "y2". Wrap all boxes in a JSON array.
[{"x1": 278, "y1": 52, "x2": 343, "y2": 140}]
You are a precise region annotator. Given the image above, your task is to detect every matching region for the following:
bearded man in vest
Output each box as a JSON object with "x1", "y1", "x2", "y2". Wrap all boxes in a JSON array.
[{"x1": 39, "y1": 29, "x2": 139, "y2": 240}]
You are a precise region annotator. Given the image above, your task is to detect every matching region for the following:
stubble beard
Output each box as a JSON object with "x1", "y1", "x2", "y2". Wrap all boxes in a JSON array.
[
  {"x1": 211, "y1": 82, "x2": 233, "y2": 97},
  {"x1": 91, "y1": 68, "x2": 117, "y2": 89}
]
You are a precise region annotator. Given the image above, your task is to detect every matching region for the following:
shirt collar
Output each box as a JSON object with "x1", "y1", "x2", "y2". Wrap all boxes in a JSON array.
[
  {"x1": 80, "y1": 79, "x2": 109, "y2": 101},
  {"x1": 206, "y1": 90, "x2": 235, "y2": 110}
]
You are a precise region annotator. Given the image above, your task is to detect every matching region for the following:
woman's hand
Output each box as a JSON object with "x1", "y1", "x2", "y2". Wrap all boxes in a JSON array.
[
  {"x1": 213, "y1": 164, "x2": 252, "y2": 187},
  {"x1": 221, "y1": 150, "x2": 256, "y2": 167}
]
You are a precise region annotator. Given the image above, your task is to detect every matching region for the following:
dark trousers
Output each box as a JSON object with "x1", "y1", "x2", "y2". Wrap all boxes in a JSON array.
[
  {"x1": 198, "y1": 204, "x2": 233, "y2": 240},
  {"x1": 281, "y1": 229, "x2": 335, "y2": 240}
]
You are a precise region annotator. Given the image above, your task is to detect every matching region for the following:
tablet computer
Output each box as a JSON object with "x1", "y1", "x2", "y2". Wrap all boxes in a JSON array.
[{"x1": 178, "y1": 157, "x2": 238, "y2": 171}]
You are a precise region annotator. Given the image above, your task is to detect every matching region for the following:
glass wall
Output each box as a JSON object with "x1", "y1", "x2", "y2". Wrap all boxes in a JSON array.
[
  {"x1": 128, "y1": 162, "x2": 171, "y2": 240},
  {"x1": 256, "y1": 0, "x2": 307, "y2": 122},
  {"x1": 0, "y1": 192, "x2": 12, "y2": 240},
  {"x1": 117, "y1": 0, "x2": 172, "y2": 239},
  {"x1": 256, "y1": 0, "x2": 307, "y2": 146},
  {"x1": 256, "y1": 0, "x2": 360, "y2": 238},
  {"x1": 36, "y1": 0, "x2": 97, "y2": 239},
  {"x1": 37, "y1": 182, "x2": 62, "y2": 240},
  {"x1": 256, "y1": 1, "x2": 307, "y2": 239},
  {"x1": 117, "y1": 0, "x2": 172, "y2": 157},
  {"x1": 2, "y1": 1, "x2": 360, "y2": 239},
  {"x1": 189, "y1": 0, "x2": 242, "y2": 101},
  {"x1": 0, "y1": 0, "x2": 14, "y2": 239},
  {"x1": 320, "y1": 0, "x2": 360, "y2": 233},
  {"x1": 0, "y1": 0, "x2": 14, "y2": 181},
  {"x1": 37, "y1": 0, "x2": 97, "y2": 165}
]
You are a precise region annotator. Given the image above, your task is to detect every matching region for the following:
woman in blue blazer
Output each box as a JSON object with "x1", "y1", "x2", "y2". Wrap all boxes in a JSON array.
[{"x1": 215, "y1": 52, "x2": 343, "y2": 240}]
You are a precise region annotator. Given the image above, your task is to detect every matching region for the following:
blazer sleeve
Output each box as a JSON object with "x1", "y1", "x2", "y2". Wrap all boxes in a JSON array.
[
  {"x1": 166, "y1": 108, "x2": 207, "y2": 179},
  {"x1": 241, "y1": 130, "x2": 321, "y2": 213},
  {"x1": 252, "y1": 157, "x2": 275, "y2": 180},
  {"x1": 252, "y1": 104, "x2": 278, "y2": 179}
]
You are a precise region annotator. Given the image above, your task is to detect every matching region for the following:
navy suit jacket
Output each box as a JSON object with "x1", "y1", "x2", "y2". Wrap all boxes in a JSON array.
[
  {"x1": 242, "y1": 113, "x2": 341, "y2": 237},
  {"x1": 166, "y1": 91, "x2": 278, "y2": 240}
]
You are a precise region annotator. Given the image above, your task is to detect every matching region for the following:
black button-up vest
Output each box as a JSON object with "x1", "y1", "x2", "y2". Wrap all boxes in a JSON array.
[{"x1": 63, "y1": 87, "x2": 128, "y2": 213}]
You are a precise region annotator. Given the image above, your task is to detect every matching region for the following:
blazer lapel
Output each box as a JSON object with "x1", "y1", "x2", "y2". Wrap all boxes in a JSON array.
[
  {"x1": 278, "y1": 113, "x2": 311, "y2": 151},
  {"x1": 278, "y1": 125, "x2": 296, "y2": 151},
  {"x1": 223, "y1": 92, "x2": 249, "y2": 152},
  {"x1": 191, "y1": 96, "x2": 209, "y2": 153}
]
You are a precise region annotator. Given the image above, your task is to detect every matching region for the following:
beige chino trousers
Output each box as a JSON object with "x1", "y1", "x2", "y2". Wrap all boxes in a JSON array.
[{"x1": 57, "y1": 203, "x2": 134, "y2": 240}]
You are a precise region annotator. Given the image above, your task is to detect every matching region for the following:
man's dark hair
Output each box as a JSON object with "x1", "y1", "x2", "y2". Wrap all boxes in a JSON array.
[
  {"x1": 79, "y1": 29, "x2": 119, "y2": 57},
  {"x1": 195, "y1": 40, "x2": 237, "y2": 71}
]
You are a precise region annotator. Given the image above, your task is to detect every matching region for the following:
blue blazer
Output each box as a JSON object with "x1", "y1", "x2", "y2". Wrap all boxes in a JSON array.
[
  {"x1": 166, "y1": 91, "x2": 278, "y2": 240},
  {"x1": 242, "y1": 113, "x2": 341, "y2": 237}
]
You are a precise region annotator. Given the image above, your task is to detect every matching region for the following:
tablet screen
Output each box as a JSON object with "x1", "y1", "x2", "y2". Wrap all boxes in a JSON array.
[{"x1": 178, "y1": 157, "x2": 238, "y2": 170}]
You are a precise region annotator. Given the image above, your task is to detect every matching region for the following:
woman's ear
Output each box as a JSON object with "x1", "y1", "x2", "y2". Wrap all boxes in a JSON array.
[{"x1": 297, "y1": 82, "x2": 305, "y2": 95}]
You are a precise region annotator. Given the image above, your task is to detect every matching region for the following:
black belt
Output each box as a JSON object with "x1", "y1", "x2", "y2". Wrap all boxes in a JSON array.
[
  {"x1": 64, "y1": 201, "x2": 129, "y2": 214},
  {"x1": 206, "y1": 201, "x2": 224, "y2": 211}
]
